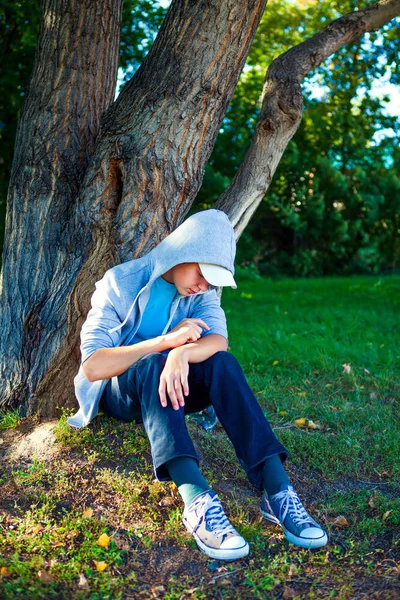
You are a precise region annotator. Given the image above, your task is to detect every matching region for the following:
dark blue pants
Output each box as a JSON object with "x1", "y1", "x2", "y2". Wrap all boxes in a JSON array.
[{"x1": 99, "y1": 351, "x2": 288, "y2": 491}]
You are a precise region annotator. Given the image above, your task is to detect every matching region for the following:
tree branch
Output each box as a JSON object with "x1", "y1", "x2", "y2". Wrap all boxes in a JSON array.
[{"x1": 215, "y1": 0, "x2": 400, "y2": 237}]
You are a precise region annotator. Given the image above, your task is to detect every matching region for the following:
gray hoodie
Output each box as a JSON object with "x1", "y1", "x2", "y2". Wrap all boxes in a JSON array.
[{"x1": 67, "y1": 209, "x2": 236, "y2": 428}]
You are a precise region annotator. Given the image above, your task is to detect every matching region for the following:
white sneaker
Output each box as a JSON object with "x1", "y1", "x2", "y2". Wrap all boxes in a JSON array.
[{"x1": 182, "y1": 490, "x2": 249, "y2": 561}]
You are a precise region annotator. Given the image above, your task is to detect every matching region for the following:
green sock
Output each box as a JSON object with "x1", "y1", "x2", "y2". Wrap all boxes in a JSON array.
[
  {"x1": 262, "y1": 454, "x2": 290, "y2": 498},
  {"x1": 165, "y1": 456, "x2": 211, "y2": 507}
]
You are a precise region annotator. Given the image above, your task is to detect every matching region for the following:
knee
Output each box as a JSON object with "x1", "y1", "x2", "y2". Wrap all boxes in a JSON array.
[
  {"x1": 206, "y1": 350, "x2": 239, "y2": 369},
  {"x1": 136, "y1": 352, "x2": 166, "y2": 375}
]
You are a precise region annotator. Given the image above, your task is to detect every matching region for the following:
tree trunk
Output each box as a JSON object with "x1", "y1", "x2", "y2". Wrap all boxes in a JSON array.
[
  {"x1": 0, "y1": 0, "x2": 123, "y2": 413},
  {"x1": 0, "y1": 0, "x2": 268, "y2": 416},
  {"x1": 1, "y1": 0, "x2": 398, "y2": 418}
]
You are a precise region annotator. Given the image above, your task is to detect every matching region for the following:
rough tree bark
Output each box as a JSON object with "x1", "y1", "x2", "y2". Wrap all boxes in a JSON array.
[
  {"x1": 0, "y1": 0, "x2": 398, "y2": 418},
  {"x1": 0, "y1": 0, "x2": 268, "y2": 416}
]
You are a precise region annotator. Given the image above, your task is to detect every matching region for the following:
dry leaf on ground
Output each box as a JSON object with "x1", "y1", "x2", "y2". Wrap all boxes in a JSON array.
[
  {"x1": 97, "y1": 533, "x2": 111, "y2": 547},
  {"x1": 38, "y1": 570, "x2": 55, "y2": 583},
  {"x1": 307, "y1": 419, "x2": 321, "y2": 430},
  {"x1": 93, "y1": 561, "x2": 108, "y2": 572},
  {"x1": 78, "y1": 573, "x2": 89, "y2": 588},
  {"x1": 283, "y1": 586, "x2": 297, "y2": 599},
  {"x1": 332, "y1": 515, "x2": 350, "y2": 528},
  {"x1": 342, "y1": 363, "x2": 351, "y2": 374}
]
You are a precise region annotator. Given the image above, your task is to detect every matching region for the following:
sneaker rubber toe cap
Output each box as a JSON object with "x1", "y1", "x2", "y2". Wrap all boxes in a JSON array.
[
  {"x1": 300, "y1": 527, "x2": 326, "y2": 540},
  {"x1": 220, "y1": 534, "x2": 248, "y2": 550}
]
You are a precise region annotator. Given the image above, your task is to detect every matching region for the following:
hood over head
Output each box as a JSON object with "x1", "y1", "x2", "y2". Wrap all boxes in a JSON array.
[{"x1": 148, "y1": 209, "x2": 236, "y2": 286}]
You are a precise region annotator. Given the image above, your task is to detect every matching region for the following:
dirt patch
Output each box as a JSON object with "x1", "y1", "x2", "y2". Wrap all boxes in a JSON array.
[{"x1": 0, "y1": 419, "x2": 59, "y2": 466}]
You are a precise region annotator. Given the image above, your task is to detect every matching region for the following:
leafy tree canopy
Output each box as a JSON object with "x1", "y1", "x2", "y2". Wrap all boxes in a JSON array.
[{"x1": 1, "y1": 0, "x2": 399, "y2": 274}]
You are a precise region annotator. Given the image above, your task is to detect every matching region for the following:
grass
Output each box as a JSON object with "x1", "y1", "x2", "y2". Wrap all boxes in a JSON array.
[
  {"x1": 0, "y1": 274, "x2": 399, "y2": 599},
  {"x1": 0, "y1": 408, "x2": 21, "y2": 430}
]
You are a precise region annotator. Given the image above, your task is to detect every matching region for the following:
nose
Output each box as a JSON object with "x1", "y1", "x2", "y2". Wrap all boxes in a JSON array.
[{"x1": 199, "y1": 278, "x2": 209, "y2": 292}]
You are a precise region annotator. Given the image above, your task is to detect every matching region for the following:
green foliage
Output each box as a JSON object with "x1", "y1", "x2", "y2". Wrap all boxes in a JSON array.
[
  {"x1": 1, "y1": 0, "x2": 399, "y2": 276},
  {"x1": 196, "y1": 0, "x2": 400, "y2": 275},
  {"x1": 0, "y1": 408, "x2": 21, "y2": 430}
]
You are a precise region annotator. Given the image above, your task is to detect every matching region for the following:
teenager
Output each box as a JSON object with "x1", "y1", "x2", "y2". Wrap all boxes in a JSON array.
[{"x1": 68, "y1": 209, "x2": 328, "y2": 560}]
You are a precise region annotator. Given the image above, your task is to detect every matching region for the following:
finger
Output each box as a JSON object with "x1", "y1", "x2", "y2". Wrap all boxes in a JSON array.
[
  {"x1": 174, "y1": 377, "x2": 185, "y2": 406},
  {"x1": 191, "y1": 318, "x2": 210, "y2": 331},
  {"x1": 159, "y1": 378, "x2": 168, "y2": 408},
  {"x1": 167, "y1": 376, "x2": 180, "y2": 410},
  {"x1": 188, "y1": 324, "x2": 203, "y2": 337},
  {"x1": 181, "y1": 372, "x2": 189, "y2": 397}
]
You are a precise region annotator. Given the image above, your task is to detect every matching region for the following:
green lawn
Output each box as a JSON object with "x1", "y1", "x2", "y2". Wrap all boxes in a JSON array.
[{"x1": 0, "y1": 275, "x2": 399, "y2": 599}]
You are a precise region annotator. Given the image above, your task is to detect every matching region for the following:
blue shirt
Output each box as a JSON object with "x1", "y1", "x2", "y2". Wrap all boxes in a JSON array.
[{"x1": 132, "y1": 275, "x2": 178, "y2": 343}]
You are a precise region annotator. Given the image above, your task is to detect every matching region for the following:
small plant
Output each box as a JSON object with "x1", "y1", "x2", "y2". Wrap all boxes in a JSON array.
[{"x1": 0, "y1": 408, "x2": 21, "y2": 430}]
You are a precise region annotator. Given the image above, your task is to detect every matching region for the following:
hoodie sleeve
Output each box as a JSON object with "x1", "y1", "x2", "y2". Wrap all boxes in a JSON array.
[
  {"x1": 80, "y1": 271, "x2": 124, "y2": 364},
  {"x1": 189, "y1": 288, "x2": 228, "y2": 341}
]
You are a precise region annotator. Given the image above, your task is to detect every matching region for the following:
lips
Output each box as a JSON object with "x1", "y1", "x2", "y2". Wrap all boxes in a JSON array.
[{"x1": 188, "y1": 289, "x2": 196, "y2": 294}]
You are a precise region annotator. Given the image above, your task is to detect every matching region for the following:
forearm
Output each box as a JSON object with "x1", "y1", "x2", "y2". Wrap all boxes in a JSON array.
[
  {"x1": 178, "y1": 334, "x2": 228, "y2": 363},
  {"x1": 83, "y1": 335, "x2": 171, "y2": 381}
]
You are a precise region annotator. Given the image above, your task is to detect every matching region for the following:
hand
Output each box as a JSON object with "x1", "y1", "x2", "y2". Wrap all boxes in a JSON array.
[
  {"x1": 158, "y1": 347, "x2": 190, "y2": 410},
  {"x1": 164, "y1": 318, "x2": 210, "y2": 349}
]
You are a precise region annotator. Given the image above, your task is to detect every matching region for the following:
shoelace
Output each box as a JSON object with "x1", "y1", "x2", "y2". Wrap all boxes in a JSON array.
[
  {"x1": 192, "y1": 493, "x2": 237, "y2": 539},
  {"x1": 272, "y1": 487, "x2": 314, "y2": 527}
]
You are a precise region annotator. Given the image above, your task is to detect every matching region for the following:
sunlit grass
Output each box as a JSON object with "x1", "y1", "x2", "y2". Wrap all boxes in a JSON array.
[{"x1": 0, "y1": 275, "x2": 399, "y2": 598}]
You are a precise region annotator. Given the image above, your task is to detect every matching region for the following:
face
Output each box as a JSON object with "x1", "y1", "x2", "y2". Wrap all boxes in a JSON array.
[{"x1": 165, "y1": 262, "x2": 210, "y2": 296}]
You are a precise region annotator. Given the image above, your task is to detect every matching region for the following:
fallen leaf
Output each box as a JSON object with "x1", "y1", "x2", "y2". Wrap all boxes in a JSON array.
[
  {"x1": 332, "y1": 516, "x2": 350, "y2": 528},
  {"x1": 96, "y1": 533, "x2": 110, "y2": 547},
  {"x1": 370, "y1": 392, "x2": 378, "y2": 400},
  {"x1": 279, "y1": 410, "x2": 288, "y2": 416},
  {"x1": 83, "y1": 507, "x2": 93, "y2": 519},
  {"x1": 283, "y1": 586, "x2": 296, "y2": 599},
  {"x1": 368, "y1": 495, "x2": 376, "y2": 508},
  {"x1": 342, "y1": 363, "x2": 351, "y2": 374},
  {"x1": 153, "y1": 585, "x2": 165, "y2": 593},
  {"x1": 383, "y1": 510, "x2": 392, "y2": 521},
  {"x1": 38, "y1": 570, "x2": 55, "y2": 583},
  {"x1": 32, "y1": 524, "x2": 43, "y2": 535},
  {"x1": 381, "y1": 470, "x2": 392, "y2": 478},
  {"x1": 78, "y1": 573, "x2": 89, "y2": 589},
  {"x1": 272, "y1": 360, "x2": 279, "y2": 366},
  {"x1": 1, "y1": 567, "x2": 10, "y2": 576},
  {"x1": 294, "y1": 418, "x2": 306, "y2": 428},
  {"x1": 93, "y1": 561, "x2": 108, "y2": 572},
  {"x1": 288, "y1": 563, "x2": 297, "y2": 578},
  {"x1": 364, "y1": 368, "x2": 371, "y2": 375},
  {"x1": 307, "y1": 419, "x2": 320, "y2": 430}
]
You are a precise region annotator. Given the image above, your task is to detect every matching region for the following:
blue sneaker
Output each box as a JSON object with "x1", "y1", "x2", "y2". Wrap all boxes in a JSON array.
[{"x1": 261, "y1": 485, "x2": 328, "y2": 549}]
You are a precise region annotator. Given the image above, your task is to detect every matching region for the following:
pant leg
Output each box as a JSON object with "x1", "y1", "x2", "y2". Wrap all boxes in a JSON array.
[
  {"x1": 99, "y1": 363, "x2": 143, "y2": 423},
  {"x1": 100, "y1": 352, "x2": 212, "y2": 482},
  {"x1": 191, "y1": 350, "x2": 289, "y2": 491}
]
